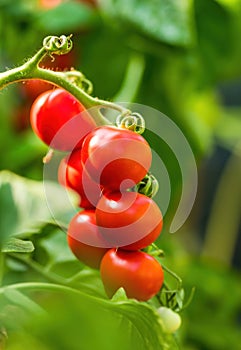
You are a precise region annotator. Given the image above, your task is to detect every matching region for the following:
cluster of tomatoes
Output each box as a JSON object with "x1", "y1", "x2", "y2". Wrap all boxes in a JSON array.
[{"x1": 30, "y1": 88, "x2": 164, "y2": 301}]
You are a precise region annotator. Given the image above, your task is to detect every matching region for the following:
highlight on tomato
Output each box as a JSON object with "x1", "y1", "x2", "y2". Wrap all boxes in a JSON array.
[
  {"x1": 96, "y1": 191, "x2": 163, "y2": 250},
  {"x1": 58, "y1": 149, "x2": 102, "y2": 209},
  {"x1": 30, "y1": 88, "x2": 97, "y2": 151},
  {"x1": 67, "y1": 210, "x2": 109, "y2": 269},
  {"x1": 81, "y1": 125, "x2": 152, "y2": 191}
]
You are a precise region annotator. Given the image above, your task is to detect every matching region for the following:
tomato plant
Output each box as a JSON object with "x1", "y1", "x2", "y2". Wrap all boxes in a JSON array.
[
  {"x1": 67, "y1": 210, "x2": 108, "y2": 269},
  {"x1": 58, "y1": 149, "x2": 102, "y2": 209},
  {"x1": 96, "y1": 191, "x2": 163, "y2": 250},
  {"x1": 0, "y1": 34, "x2": 191, "y2": 350},
  {"x1": 100, "y1": 249, "x2": 164, "y2": 301},
  {"x1": 81, "y1": 125, "x2": 152, "y2": 191},
  {"x1": 30, "y1": 88, "x2": 97, "y2": 151}
]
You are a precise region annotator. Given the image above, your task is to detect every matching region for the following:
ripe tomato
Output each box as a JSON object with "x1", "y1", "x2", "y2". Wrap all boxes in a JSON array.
[
  {"x1": 58, "y1": 149, "x2": 102, "y2": 209},
  {"x1": 81, "y1": 126, "x2": 152, "y2": 191},
  {"x1": 67, "y1": 210, "x2": 108, "y2": 269},
  {"x1": 100, "y1": 249, "x2": 164, "y2": 301},
  {"x1": 96, "y1": 191, "x2": 163, "y2": 250},
  {"x1": 30, "y1": 88, "x2": 97, "y2": 151}
]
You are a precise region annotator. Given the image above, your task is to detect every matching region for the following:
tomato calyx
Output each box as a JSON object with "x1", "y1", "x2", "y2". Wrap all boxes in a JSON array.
[{"x1": 134, "y1": 172, "x2": 159, "y2": 198}]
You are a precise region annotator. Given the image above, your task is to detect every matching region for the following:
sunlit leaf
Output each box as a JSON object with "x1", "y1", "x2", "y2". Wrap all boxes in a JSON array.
[
  {"x1": 2, "y1": 238, "x2": 34, "y2": 253},
  {"x1": 99, "y1": 0, "x2": 195, "y2": 46}
]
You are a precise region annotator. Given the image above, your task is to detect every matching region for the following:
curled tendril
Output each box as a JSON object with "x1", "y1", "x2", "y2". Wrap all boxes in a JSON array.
[
  {"x1": 135, "y1": 173, "x2": 159, "y2": 198},
  {"x1": 116, "y1": 112, "x2": 145, "y2": 134},
  {"x1": 43, "y1": 35, "x2": 73, "y2": 55},
  {"x1": 64, "y1": 70, "x2": 93, "y2": 94}
]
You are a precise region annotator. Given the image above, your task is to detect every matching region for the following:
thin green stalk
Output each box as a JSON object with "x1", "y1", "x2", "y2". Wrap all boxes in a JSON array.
[
  {"x1": 162, "y1": 264, "x2": 182, "y2": 289},
  {"x1": 202, "y1": 141, "x2": 241, "y2": 266},
  {"x1": 8, "y1": 253, "x2": 69, "y2": 286},
  {"x1": 113, "y1": 53, "x2": 145, "y2": 104},
  {"x1": 0, "y1": 35, "x2": 129, "y2": 126}
]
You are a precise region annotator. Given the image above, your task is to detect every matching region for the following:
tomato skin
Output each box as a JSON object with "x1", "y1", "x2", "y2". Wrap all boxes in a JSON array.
[
  {"x1": 100, "y1": 249, "x2": 164, "y2": 301},
  {"x1": 95, "y1": 191, "x2": 163, "y2": 250},
  {"x1": 30, "y1": 88, "x2": 97, "y2": 151},
  {"x1": 58, "y1": 149, "x2": 102, "y2": 209},
  {"x1": 67, "y1": 210, "x2": 108, "y2": 269},
  {"x1": 81, "y1": 126, "x2": 152, "y2": 191}
]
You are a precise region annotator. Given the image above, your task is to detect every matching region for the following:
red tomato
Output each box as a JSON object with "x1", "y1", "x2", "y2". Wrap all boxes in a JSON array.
[
  {"x1": 30, "y1": 88, "x2": 97, "y2": 151},
  {"x1": 67, "y1": 210, "x2": 108, "y2": 269},
  {"x1": 96, "y1": 191, "x2": 163, "y2": 250},
  {"x1": 58, "y1": 149, "x2": 102, "y2": 209},
  {"x1": 81, "y1": 126, "x2": 152, "y2": 191},
  {"x1": 100, "y1": 249, "x2": 164, "y2": 301}
]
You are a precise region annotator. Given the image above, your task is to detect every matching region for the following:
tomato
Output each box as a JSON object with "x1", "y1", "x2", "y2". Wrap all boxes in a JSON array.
[
  {"x1": 81, "y1": 126, "x2": 152, "y2": 191},
  {"x1": 95, "y1": 191, "x2": 163, "y2": 250},
  {"x1": 30, "y1": 88, "x2": 97, "y2": 151},
  {"x1": 67, "y1": 210, "x2": 108, "y2": 269},
  {"x1": 58, "y1": 149, "x2": 102, "y2": 209},
  {"x1": 100, "y1": 249, "x2": 164, "y2": 301},
  {"x1": 157, "y1": 307, "x2": 182, "y2": 333}
]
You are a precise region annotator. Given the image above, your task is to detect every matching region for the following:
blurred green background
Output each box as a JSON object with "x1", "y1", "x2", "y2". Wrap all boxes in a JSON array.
[{"x1": 0, "y1": 0, "x2": 241, "y2": 349}]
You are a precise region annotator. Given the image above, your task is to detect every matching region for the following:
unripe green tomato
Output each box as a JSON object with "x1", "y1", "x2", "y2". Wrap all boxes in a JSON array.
[{"x1": 157, "y1": 307, "x2": 182, "y2": 333}]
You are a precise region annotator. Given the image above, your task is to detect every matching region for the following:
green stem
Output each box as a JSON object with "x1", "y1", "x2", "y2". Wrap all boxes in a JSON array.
[
  {"x1": 0, "y1": 282, "x2": 82, "y2": 297},
  {"x1": 8, "y1": 253, "x2": 70, "y2": 286},
  {"x1": 0, "y1": 36, "x2": 129, "y2": 126},
  {"x1": 162, "y1": 264, "x2": 182, "y2": 289},
  {"x1": 113, "y1": 52, "x2": 145, "y2": 103},
  {"x1": 202, "y1": 141, "x2": 241, "y2": 266}
]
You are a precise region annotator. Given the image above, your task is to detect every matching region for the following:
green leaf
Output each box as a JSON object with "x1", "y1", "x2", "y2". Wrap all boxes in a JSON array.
[
  {"x1": 194, "y1": 0, "x2": 241, "y2": 82},
  {"x1": 99, "y1": 0, "x2": 195, "y2": 47},
  {"x1": 111, "y1": 287, "x2": 128, "y2": 301},
  {"x1": 0, "y1": 182, "x2": 18, "y2": 246},
  {"x1": 0, "y1": 171, "x2": 75, "y2": 240},
  {"x1": 2, "y1": 288, "x2": 44, "y2": 315},
  {"x1": 38, "y1": 228, "x2": 75, "y2": 265},
  {"x1": 35, "y1": 1, "x2": 98, "y2": 33},
  {"x1": 214, "y1": 0, "x2": 241, "y2": 11},
  {"x1": 2, "y1": 238, "x2": 34, "y2": 253},
  {"x1": 3, "y1": 285, "x2": 178, "y2": 350}
]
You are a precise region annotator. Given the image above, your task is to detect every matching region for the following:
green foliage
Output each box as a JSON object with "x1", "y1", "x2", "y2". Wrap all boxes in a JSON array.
[
  {"x1": 2, "y1": 238, "x2": 34, "y2": 254},
  {"x1": 0, "y1": 171, "x2": 73, "y2": 239},
  {"x1": 3, "y1": 290, "x2": 178, "y2": 350},
  {"x1": 35, "y1": 1, "x2": 98, "y2": 33},
  {"x1": 181, "y1": 261, "x2": 241, "y2": 350},
  {"x1": 99, "y1": 0, "x2": 194, "y2": 47},
  {"x1": 0, "y1": 1, "x2": 241, "y2": 349}
]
